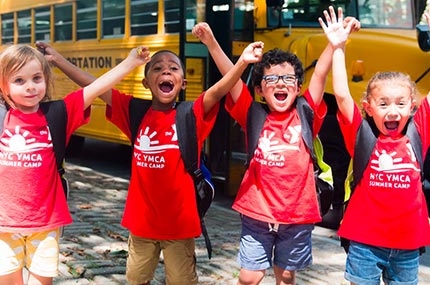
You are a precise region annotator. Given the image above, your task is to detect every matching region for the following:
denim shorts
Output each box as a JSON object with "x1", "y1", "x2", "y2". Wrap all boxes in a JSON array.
[
  {"x1": 345, "y1": 241, "x2": 420, "y2": 285},
  {"x1": 237, "y1": 215, "x2": 313, "y2": 271}
]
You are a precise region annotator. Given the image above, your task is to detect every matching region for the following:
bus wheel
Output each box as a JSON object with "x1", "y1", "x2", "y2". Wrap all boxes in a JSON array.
[{"x1": 66, "y1": 135, "x2": 85, "y2": 157}]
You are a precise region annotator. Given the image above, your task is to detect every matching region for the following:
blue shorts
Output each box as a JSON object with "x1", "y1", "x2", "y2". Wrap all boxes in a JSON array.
[
  {"x1": 237, "y1": 215, "x2": 313, "y2": 271},
  {"x1": 345, "y1": 241, "x2": 420, "y2": 285}
]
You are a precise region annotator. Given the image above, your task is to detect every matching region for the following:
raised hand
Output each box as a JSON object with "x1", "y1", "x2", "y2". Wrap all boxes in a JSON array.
[
  {"x1": 241, "y1": 41, "x2": 264, "y2": 64},
  {"x1": 192, "y1": 22, "x2": 215, "y2": 46},
  {"x1": 133, "y1": 46, "x2": 151, "y2": 65},
  {"x1": 319, "y1": 6, "x2": 358, "y2": 49}
]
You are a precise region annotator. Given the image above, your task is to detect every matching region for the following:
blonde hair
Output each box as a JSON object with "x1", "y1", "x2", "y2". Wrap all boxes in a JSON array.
[{"x1": 0, "y1": 44, "x2": 54, "y2": 107}]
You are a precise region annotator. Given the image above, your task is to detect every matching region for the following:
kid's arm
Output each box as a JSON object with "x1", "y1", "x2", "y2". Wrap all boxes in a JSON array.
[
  {"x1": 309, "y1": 8, "x2": 360, "y2": 106},
  {"x1": 192, "y1": 22, "x2": 243, "y2": 103},
  {"x1": 81, "y1": 46, "x2": 150, "y2": 109},
  {"x1": 35, "y1": 41, "x2": 113, "y2": 106},
  {"x1": 202, "y1": 41, "x2": 263, "y2": 114},
  {"x1": 319, "y1": 6, "x2": 357, "y2": 123}
]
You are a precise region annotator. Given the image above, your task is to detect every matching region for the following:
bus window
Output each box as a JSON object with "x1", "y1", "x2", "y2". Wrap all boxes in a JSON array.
[
  {"x1": 358, "y1": 0, "x2": 413, "y2": 28},
  {"x1": 77, "y1": 0, "x2": 97, "y2": 40},
  {"x1": 102, "y1": 0, "x2": 125, "y2": 38},
  {"x1": 267, "y1": 0, "x2": 349, "y2": 28},
  {"x1": 165, "y1": 0, "x2": 180, "y2": 33},
  {"x1": 131, "y1": 0, "x2": 158, "y2": 35},
  {"x1": 35, "y1": 7, "x2": 51, "y2": 41},
  {"x1": 1, "y1": 13, "x2": 14, "y2": 45},
  {"x1": 17, "y1": 10, "x2": 31, "y2": 43},
  {"x1": 233, "y1": 0, "x2": 254, "y2": 41},
  {"x1": 54, "y1": 4, "x2": 73, "y2": 41}
]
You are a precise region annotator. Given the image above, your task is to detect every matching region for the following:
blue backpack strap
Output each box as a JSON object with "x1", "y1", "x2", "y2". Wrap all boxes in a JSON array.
[{"x1": 128, "y1": 98, "x2": 152, "y2": 145}]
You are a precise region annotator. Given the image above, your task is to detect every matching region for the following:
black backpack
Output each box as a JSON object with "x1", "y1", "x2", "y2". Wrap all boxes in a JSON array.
[
  {"x1": 129, "y1": 98, "x2": 215, "y2": 259},
  {"x1": 343, "y1": 117, "x2": 428, "y2": 254},
  {"x1": 246, "y1": 96, "x2": 334, "y2": 216},
  {"x1": 0, "y1": 101, "x2": 68, "y2": 198}
]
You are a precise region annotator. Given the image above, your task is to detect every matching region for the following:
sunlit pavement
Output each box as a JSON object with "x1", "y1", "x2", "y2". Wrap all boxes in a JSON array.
[{"x1": 54, "y1": 163, "x2": 430, "y2": 284}]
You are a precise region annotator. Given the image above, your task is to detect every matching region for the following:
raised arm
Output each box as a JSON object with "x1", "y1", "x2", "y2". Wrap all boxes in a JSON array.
[
  {"x1": 319, "y1": 6, "x2": 358, "y2": 123},
  {"x1": 202, "y1": 41, "x2": 263, "y2": 114},
  {"x1": 192, "y1": 22, "x2": 243, "y2": 103},
  {"x1": 35, "y1": 41, "x2": 112, "y2": 105},
  {"x1": 309, "y1": 8, "x2": 360, "y2": 106},
  {"x1": 81, "y1": 46, "x2": 150, "y2": 109}
]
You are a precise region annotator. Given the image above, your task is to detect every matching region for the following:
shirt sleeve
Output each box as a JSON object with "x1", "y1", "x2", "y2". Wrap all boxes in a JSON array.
[
  {"x1": 337, "y1": 103, "x2": 363, "y2": 158},
  {"x1": 224, "y1": 82, "x2": 252, "y2": 129},
  {"x1": 105, "y1": 89, "x2": 133, "y2": 140},
  {"x1": 302, "y1": 89, "x2": 327, "y2": 136},
  {"x1": 412, "y1": 97, "x2": 430, "y2": 158},
  {"x1": 63, "y1": 89, "x2": 91, "y2": 142}
]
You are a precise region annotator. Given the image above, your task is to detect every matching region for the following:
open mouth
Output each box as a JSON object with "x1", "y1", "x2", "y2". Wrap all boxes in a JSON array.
[
  {"x1": 159, "y1": 81, "x2": 174, "y2": 93},
  {"x1": 274, "y1": 92, "x2": 288, "y2": 101},
  {"x1": 385, "y1": 121, "x2": 399, "y2": 130}
]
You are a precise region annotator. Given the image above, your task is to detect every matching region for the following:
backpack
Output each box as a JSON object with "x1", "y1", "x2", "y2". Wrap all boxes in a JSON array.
[
  {"x1": 0, "y1": 101, "x2": 69, "y2": 198},
  {"x1": 246, "y1": 97, "x2": 334, "y2": 217},
  {"x1": 342, "y1": 118, "x2": 427, "y2": 254},
  {"x1": 129, "y1": 98, "x2": 215, "y2": 259}
]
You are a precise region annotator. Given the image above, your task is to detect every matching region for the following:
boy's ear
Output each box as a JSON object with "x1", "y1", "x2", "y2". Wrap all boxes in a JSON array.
[
  {"x1": 254, "y1": 85, "x2": 263, "y2": 97},
  {"x1": 181, "y1": 79, "x2": 187, "y2": 90},
  {"x1": 142, "y1": 78, "x2": 149, "y2": 88},
  {"x1": 362, "y1": 99, "x2": 372, "y2": 116}
]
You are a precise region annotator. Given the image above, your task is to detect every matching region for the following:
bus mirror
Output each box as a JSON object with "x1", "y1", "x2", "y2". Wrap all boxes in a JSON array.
[
  {"x1": 416, "y1": 24, "x2": 430, "y2": 52},
  {"x1": 266, "y1": 0, "x2": 284, "y2": 8}
]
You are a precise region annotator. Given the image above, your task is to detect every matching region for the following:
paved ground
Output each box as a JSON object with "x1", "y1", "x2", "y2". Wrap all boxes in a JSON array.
[{"x1": 53, "y1": 162, "x2": 430, "y2": 285}]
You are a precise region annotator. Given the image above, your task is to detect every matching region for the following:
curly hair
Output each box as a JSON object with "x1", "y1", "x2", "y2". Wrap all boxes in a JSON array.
[{"x1": 251, "y1": 48, "x2": 304, "y2": 89}]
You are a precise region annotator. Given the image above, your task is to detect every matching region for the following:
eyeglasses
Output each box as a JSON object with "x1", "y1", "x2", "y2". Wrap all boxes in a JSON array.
[{"x1": 262, "y1": 74, "x2": 297, "y2": 86}]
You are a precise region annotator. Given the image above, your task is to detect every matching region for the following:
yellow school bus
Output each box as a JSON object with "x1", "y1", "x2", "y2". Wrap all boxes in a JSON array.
[{"x1": 1, "y1": 0, "x2": 430, "y2": 204}]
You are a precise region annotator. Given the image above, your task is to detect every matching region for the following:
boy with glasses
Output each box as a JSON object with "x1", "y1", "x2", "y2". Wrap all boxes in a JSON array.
[{"x1": 192, "y1": 7, "x2": 359, "y2": 285}]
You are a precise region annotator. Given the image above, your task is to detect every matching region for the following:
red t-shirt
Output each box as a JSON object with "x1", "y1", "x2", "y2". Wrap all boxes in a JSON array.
[
  {"x1": 106, "y1": 89, "x2": 219, "y2": 239},
  {"x1": 0, "y1": 89, "x2": 90, "y2": 232},
  {"x1": 338, "y1": 101, "x2": 430, "y2": 249},
  {"x1": 224, "y1": 83, "x2": 327, "y2": 224}
]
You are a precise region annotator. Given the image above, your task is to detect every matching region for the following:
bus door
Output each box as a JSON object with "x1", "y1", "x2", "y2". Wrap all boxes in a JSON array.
[
  {"x1": 181, "y1": 0, "x2": 254, "y2": 196},
  {"x1": 205, "y1": 0, "x2": 254, "y2": 196}
]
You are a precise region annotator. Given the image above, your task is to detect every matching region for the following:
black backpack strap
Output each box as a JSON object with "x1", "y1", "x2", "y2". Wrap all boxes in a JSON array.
[
  {"x1": 405, "y1": 118, "x2": 423, "y2": 169},
  {"x1": 129, "y1": 98, "x2": 152, "y2": 144},
  {"x1": 175, "y1": 101, "x2": 199, "y2": 177},
  {"x1": 296, "y1": 96, "x2": 315, "y2": 159},
  {"x1": 175, "y1": 101, "x2": 213, "y2": 259},
  {"x1": 352, "y1": 120, "x2": 378, "y2": 190},
  {"x1": 40, "y1": 101, "x2": 67, "y2": 176},
  {"x1": 246, "y1": 102, "x2": 269, "y2": 166},
  {"x1": 247, "y1": 97, "x2": 315, "y2": 160}
]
